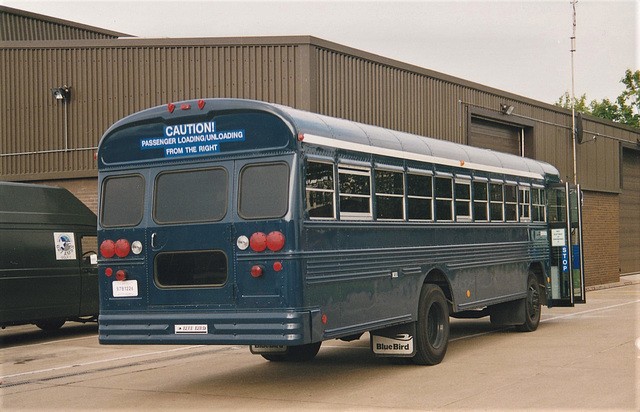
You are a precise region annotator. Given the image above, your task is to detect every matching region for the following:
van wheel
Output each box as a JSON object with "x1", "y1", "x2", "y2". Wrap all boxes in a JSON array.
[
  {"x1": 412, "y1": 284, "x2": 450, "y2": 365},
  {"x1": 515, "y1": 275, "x2": 541, "y2": 332},
  {"x1": 262, "y1": 342, "x2": 322, "y2": 362},
  {"x1": 35, "y1": 319, "x2": 65, "y2": 331}
]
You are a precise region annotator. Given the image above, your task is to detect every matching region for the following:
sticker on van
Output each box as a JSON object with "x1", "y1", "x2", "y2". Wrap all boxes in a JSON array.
[{"x1": 54, "y1": 232, "x2": 76, "y2": 260}]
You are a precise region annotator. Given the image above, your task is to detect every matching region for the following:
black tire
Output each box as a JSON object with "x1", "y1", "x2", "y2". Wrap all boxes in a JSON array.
[
  {"x1": 261, "y1": 342, "x2": 322, "y2": 362},
  {"x1": 35, "y1": 319, "x2": 66, "y2": 331},
  {"x1": 515, "y1": 275, "x2": 541, "y2": 332},
  {"x1": 412, "y1": 284, "x2": 450, "y2": 365}
]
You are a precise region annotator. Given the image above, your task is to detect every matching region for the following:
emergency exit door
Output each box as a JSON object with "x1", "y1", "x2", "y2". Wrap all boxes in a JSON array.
[{"x1": 547, "y1": 183, "x2": 586, "y2": 307}]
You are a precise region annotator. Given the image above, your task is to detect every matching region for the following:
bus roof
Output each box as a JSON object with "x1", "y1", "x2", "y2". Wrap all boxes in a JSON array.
[
  {"x1": 0, "y1": 182, "x2": 96, "y2": 228},
  {"x1": 270, "y1": 102, "x2": 560, "y2": 182},
  {"x1": 99, "y1": 98, "x2": 560, "y2": 181}
]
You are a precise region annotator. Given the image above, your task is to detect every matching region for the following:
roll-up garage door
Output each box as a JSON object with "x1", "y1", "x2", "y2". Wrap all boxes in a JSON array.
[
  {"x1": 469, "y1": 117, "x2": 522, "y2": 155},
  {"x1": 620, "y1": 148, "x2": 640, "y2": 274}
]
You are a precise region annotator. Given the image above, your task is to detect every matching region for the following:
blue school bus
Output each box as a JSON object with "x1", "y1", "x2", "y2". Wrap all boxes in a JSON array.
[{"x1": 97, "y1": 98, "x2": 585, "y2": 364}]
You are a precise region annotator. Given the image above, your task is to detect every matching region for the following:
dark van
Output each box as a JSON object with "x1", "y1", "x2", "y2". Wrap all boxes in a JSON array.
[{"x1": 0, "y1": 182, "x2": 98, "y2": 331}]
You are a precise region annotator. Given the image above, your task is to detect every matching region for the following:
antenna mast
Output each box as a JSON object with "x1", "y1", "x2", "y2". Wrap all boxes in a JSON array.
[{"x1": 571, "y1": 0, "x2": 578, "y2": 185}]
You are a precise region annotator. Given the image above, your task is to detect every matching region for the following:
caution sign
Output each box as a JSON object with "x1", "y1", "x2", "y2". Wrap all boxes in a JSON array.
[{"x1": 139, "y1": 121, "x2": 244, "y2": 158}]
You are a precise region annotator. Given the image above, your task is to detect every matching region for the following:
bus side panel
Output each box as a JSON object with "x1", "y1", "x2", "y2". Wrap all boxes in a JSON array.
[{"x1": 302, "y1": 223, "x2": 542, "y2": 338}]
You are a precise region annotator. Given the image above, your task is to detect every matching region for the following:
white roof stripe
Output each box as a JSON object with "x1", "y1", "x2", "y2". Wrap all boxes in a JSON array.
[{"x1": 302, "y1": 134, "x2": 545, "y2": 180}]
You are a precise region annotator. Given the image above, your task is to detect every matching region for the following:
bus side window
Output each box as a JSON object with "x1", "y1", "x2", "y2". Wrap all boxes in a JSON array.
[
  {"x1": 407, "y1": 173, "x2": 433, "y2": 221},
  {"x1": 532, "y1": 188, "x2": 546, "y2": 222},
  {"x1": 435, "y1": 176, "x2": 453, "y2": 221},
  {"x1": 504, "y1": 184, "x2": 518, "y2": 221},
  {"x1": 519, "y1": 186, "x2": 531, "y2": 222},
  {"x1": 338, "y1": 166, "x2": 372, "y2": 220},
  {"x1": 306, "y1": 161, "x2": 335, "y2": 219},
  {"x1": 473, "y1": 181, "x2": 489, "y2": 221},
  {"x1": 490, "y1": 183, "x2": 504, "y2": 221},
  {"x1": 454, "y1": 179, "x2": 471, "y2": 221},
  {"x1": 375, "y1": 169, "x2": 404, "y2": 220}
]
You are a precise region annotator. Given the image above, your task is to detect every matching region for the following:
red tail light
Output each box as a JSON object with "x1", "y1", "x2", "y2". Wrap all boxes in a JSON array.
[
  {"x1": 100, "y1": 240, "x2": 116, "y2": 258},
  {"x1": 115, "y1": 269, "x2": 127, "y2": 281},
  {"x1": 251, "y1": 265, "x2": 264, "y2": 278},
  {"x1": 250, "y1": 232, "x2": 267, "y2": 252},
  {"x1": 266, "y1": 231, "x2": 285, "y2": 251},
  {"x1": 115, "y1": 239, "x2": 131, "y2": 258}
]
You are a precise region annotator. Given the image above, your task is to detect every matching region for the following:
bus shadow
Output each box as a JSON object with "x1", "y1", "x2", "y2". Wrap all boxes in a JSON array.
[
  {"x1": 182, "y1": 319, "x2": 515, "y2": 394},
  {"x1": 0, "y1": 322, "x2": 98, "y2": 348}
]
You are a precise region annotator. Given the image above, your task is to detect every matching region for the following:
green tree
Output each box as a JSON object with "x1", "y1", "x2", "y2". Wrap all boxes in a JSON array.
[{"x1": 556, "y1": 69, "x2": 640, "y2": 129}]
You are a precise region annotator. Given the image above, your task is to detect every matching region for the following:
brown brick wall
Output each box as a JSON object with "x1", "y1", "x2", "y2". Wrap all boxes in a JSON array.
[{"x1": 581, "y1": 190, "x2": 620, "y2": 286}]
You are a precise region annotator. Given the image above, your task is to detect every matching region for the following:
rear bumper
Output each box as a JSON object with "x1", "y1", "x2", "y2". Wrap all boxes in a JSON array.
[{"x1": 99, "y1": 310, "x2": 316, "y2": 345}]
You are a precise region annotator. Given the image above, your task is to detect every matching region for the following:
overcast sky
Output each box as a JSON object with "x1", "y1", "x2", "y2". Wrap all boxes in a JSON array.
[{"x1": 5, "y1": 0, "x2": 638, "y2": 105}]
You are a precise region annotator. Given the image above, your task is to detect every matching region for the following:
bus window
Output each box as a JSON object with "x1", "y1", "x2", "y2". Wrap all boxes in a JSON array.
[
  {"x1": 548, "y1": 188, "x2": 567, "y2": 222},
  {"x1": 154, "y1": 168, "x2": 228, "y2": 224},
  {"x1": 239, "y1": 162, "x2": 289, "y2": 220},
  {"x1": 305, "y1": 161, "x2": 335, "y2": 219},
  {"x1": 338, "y1": 166, "x2": 372, "y2": 220},
  {"x1": 473, "y1": 181, "x2": 489, "y2": 221},
  {"x1": 435, "y1": 176, "x2": 453, "y2": 221},
  {"x1": 407, "y1": 173, "x2": 432, "y2": 221},
  {"x1": 504, "y1": 184, "x2": 518, "y2": 222},
  {"x1": 532, "y1": 188, "x2": 546, "y2": 222},
  {"x1": 155, "y1": 250, "x2": 228, "y2": 287},
  {"x1": 490, "y1": 183, "x2": 504, "y2": 221},
  {"x1": 375, "y1": 169, "x2": 404, "y2": 220},
  {"x1": 101, "y1": 175, "x2": 144, "y2": 227},
  {"x1": 455, "y1": 179, "x2": 471, "y2": 221},
  {"x1": 519, "y1": 186, "x2": 531, "y2": 222}
]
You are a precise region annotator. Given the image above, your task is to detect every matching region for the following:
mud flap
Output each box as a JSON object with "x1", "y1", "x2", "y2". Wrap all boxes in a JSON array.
[
  {"x1": 489, "y1": 299, "x2": 526, "y2": 326},
  {"x1": 370, "y1": 323, "x2": 417, "y2": 357}
]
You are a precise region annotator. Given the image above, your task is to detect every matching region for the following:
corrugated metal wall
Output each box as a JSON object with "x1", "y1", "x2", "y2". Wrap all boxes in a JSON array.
[
  {"x1": 0, "y1": 6, "x2": 124, "y2": 41},
  {"x1": 311, "y1": 44, "x2": 634, "y2": 192},
  {"x1": 2, "y1": 35, "x2": 638, "y2": 192},
  {"x1": 0, "y1": 40, "x2": 309, "y2": 180}
]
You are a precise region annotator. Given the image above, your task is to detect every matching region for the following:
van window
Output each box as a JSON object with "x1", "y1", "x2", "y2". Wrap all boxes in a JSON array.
[{"x1": 101, "y1": 175, "x2": 144, "y2": 227}]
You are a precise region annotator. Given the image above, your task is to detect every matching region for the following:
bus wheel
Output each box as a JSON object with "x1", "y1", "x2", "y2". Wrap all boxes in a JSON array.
[
  {"x1": 412, "y1": 284, "x2": 450, "y2": 365},
  {"x1": 262, "y1": 342, "x2": 322, "y2": 362},
  {"x1": 515, "y1": 275, "x2": 541, "y2": 332},
  {"x1": 35, "y1": 319, "x2": 65, "y2": 331}
]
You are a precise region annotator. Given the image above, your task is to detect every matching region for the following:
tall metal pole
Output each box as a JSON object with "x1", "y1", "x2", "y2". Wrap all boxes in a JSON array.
[{"x1": 571, "y1": 0, "x2": 578, "y2": 185}]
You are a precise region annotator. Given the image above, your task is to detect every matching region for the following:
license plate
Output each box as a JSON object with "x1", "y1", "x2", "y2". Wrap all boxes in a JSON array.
[
  {"x1": 112, "y1": 280, "x2": 138, "y2": 297},
  {"x1": 175, "y1": 324, "x2": 208, "y2": 334}
]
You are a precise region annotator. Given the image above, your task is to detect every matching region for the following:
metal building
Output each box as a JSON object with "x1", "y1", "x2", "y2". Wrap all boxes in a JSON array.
[{"x1": 1, "y1": 5, "x2": 639, "y2": 285}]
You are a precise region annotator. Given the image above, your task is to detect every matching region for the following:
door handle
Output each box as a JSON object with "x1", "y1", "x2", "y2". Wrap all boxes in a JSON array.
[{"x1": 151, "y1": 232, "x2": 156, "y2": 248}]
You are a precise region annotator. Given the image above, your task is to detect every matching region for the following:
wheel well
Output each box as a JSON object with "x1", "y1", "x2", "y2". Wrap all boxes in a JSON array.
[
  {"x1": 423, "y1": 269, "x2": 454, "y2": 311},
  {"x1": 529, "y1": 262, "x2": 547, "y2": 306}
]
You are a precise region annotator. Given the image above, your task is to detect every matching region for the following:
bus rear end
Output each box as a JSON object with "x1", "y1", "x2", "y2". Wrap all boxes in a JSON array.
[{"x1": 97, "y1": 99, "x2": 319, "y2": 348}]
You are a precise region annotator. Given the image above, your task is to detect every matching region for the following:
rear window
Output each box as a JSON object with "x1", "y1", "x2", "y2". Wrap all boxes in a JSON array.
[
  {"x1": 154, "y1": 168, "x2": 228, "y2": 224},
  {"x1": 101, "y1": 175, "x2": 145, "y2": 227},
  {"x1": 155, "y1": 250, "x2": 227, "y2": 287},
  {"x1": 238, "y1": 162, "x2": 290, "y2": 219}
]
